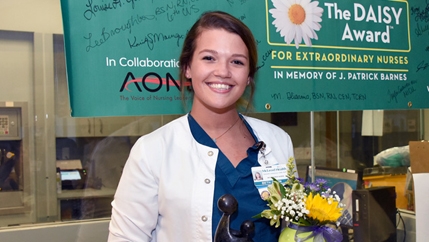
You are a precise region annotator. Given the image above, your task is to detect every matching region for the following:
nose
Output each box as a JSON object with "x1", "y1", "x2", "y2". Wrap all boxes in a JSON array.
[{"x1": 214, "y1": 61, "x2": 231, "y2": 78}]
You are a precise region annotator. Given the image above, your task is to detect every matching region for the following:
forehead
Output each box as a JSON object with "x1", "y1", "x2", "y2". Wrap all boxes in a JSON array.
[{"x1": 194, "y1": 28, "x2": 248, "y2": 53}]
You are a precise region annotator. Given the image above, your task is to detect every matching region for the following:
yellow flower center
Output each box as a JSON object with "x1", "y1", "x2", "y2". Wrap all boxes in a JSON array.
[{"x1": 288, "y1": 4, "x2": 306, "y2": 25}]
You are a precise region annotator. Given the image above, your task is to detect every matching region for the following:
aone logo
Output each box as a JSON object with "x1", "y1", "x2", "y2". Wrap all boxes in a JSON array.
[
  {"x1": 119, "y1": 72, "x2": 190, "y2": 92},
  {"x1": 269, "y1": 0, "x2": 324, "y2": 49}
]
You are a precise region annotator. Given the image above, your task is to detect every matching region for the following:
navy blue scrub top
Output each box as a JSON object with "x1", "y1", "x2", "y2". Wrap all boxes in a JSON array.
[{"x1": 188, "y1": 114, "x2": 280, "y2": 242}]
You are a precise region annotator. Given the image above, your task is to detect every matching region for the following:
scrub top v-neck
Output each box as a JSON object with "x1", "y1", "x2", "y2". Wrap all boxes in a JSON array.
[{"x1": 187, "y1": 114, "x2": 280, "y2": 241}]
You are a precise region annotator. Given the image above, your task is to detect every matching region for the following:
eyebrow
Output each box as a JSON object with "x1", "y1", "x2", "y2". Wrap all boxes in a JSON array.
[{"x1": 198, "y1": 49, "x2": 248, "y2": 60}]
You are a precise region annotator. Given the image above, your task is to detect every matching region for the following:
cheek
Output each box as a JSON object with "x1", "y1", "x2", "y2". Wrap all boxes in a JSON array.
[
  {"x1": 190, "y1": 68, "x2": 209, "y2": 81},
  {"x1": 237, "y1": 71, "x2": 251, "y2": 84}
]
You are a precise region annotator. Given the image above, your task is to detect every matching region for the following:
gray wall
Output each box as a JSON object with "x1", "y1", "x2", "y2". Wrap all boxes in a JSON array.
[{"x1": 0, "y1": 220, "x2": 109, "y2": 242}]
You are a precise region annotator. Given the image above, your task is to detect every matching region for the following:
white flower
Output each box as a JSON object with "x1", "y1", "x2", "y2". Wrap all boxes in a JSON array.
[
  {"x1": 269, "y1": 0, "x2": 323, "y2": 48},
  {"x1": 334, "y1": 194, "x2": 341, "y2": 201}
]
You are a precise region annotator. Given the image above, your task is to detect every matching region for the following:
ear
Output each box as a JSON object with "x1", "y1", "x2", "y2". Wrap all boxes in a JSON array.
[{"x1": 185, "y1": 67, "x2": 191, "y2": 79}]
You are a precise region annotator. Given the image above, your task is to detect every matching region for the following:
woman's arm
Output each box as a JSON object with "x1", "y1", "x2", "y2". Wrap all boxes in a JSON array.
[{"x1": 108, "y1": 137, "x2": 159, "y2": 241}]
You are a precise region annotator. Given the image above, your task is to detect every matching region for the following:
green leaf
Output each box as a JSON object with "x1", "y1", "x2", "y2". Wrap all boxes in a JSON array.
[{"x1": 271, "y1": 178, "x2": 287, "y2": 197}]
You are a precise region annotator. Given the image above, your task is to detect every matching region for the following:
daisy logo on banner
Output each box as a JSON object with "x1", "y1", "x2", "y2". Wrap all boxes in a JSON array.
[{"x1": 269, "y1": 0, "x2": 324, "y2": 49}]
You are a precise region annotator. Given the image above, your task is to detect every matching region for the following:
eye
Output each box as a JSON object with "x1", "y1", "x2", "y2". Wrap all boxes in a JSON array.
[
  {"x1": 232, "y1": 60, "x2": 245, "y2": 65},
  {"x1": 202, "y1": 56, "x2": 214, "y2": 61}
]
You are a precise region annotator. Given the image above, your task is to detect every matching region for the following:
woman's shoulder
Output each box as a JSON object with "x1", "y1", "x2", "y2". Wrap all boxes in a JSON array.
[
  {"x1": 242, "y1": 115, "x2": 292, "y2": 143},
  {"x1": 243, "y1": 115, "x2": 287, "y2": 133}
]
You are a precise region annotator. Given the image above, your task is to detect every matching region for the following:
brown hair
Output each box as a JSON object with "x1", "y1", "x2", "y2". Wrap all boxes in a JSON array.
[{"x1": 179, "y1": 11, "x2": 258, "y2": 112}]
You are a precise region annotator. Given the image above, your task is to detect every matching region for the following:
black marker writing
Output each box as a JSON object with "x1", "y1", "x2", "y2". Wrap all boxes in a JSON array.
[
  {"x1": 84, "y1": 14, "x2": 155, "y2": 52},
  {"x1": 410, "y1": 3, "x2": 429, "y2": 22},
  {"x1": 387, "y1": 80, "x2": 417, "y2": 103},
  {"x1": 128, "y1": 32, "x2": 185, "y2": 50},
  {"x1": 83, "y1": 0, "x2": 143, "y2": 20},
  {"x1": 257, "y1": 49, "x2": 273, "y2": 71},
  {"x1": 417, "y1": 60, "x2": 429, "y2": 72},
  {"x1": 415, "y1": 22, "x2": 429, "y2": 36},
  {"x1": 155, "y1": 1, "x2": 200, "y2": 22},
  {"x1": 84, "y1": 0, "x2": 123, "y2": 20}
]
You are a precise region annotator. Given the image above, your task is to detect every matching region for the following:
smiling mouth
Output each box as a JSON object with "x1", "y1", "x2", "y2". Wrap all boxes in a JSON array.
[{"x1": 208, "y1": 83, "x2": 232, "y2": 91}]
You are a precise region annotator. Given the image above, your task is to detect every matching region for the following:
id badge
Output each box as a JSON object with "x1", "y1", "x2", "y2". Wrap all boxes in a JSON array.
[{"x1": 251, "y1": 165, "x2": 288, "y2": 199}]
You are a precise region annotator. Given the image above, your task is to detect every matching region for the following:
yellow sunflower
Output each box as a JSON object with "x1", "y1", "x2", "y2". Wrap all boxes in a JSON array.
[{"x1": 305, "y1": 193, "x2": 342, "y2": 223}]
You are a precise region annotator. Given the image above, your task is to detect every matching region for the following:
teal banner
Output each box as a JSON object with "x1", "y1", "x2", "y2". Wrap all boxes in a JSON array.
[{"x1": 60, "y1": 0, "x2": 429, "y2": 117}]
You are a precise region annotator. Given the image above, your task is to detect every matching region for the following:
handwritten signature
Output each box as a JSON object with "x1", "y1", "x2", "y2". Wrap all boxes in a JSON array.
[
  {"x1": 225, "y1": 0, "x2": 249, "y2": 6},
  {"x1": 417, "y1": 60, "x2": 429, "y2": 72},
  {"x1": 128, "y1": 32, "x2": 185, "y2": 50},
  {"x1": 83, "y1": 0, "x2": 141, "y2": 20},
  {"x1": 155, "y1": 1, "x2": 201, "y2": 22},
  {"x1": 410, "y1": 3, "x2": 429, "y2": 22},
  {"x1": 415, "y1": 22, "x2": 429, "y2": 36},
  {"x1": 84, "y1": 14, "x2": 155, "y2": 52},
  {"x1": 387, "y1": 80, "x2": 417, "y2": 103},
  {"x1": 257, "y1": 49, "x2": 273, "y2": 71}
]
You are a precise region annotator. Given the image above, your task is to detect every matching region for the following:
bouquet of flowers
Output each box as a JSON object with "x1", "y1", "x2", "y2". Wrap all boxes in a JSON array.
[{"x1": 255, "y1": 158, "x2": 344, "y2": 241}]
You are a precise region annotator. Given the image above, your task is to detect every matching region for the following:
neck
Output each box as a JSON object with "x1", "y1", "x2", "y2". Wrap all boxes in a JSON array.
[
  {"x1": 190, "y1": 110, "x2": 242, "y2": 142},
  {"x1": 190, "y1": 107, "x2": 240, "y2": 130}
]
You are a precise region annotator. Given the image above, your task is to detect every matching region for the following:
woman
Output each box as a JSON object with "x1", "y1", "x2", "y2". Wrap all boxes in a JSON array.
[
  {"x1": 108, "y1": 11, "x2": 295, "y2": 241},
  {"x1": 254, "y1": 172, "x2": 263, "y2": 180}
]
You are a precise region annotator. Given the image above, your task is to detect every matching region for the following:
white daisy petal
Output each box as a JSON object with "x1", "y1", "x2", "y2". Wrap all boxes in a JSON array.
[
  {"x1": 272, "y1": 0, "x2": 287, "y2": 9},
  {"x1": 302, "y1": 34, "x2": 312, "y2": 46},
  {"x1": 300, "y1": 22, "x2": 313, "y2": 37},
  {"x1": 301, "y1": 0, "x2": 311, "y2": 6},
  {"x1": 270, "y1": 0, "x2": 323, "y2": 48}
]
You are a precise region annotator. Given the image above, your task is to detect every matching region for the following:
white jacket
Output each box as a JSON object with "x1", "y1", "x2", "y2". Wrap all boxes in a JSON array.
[{"x1": 108, "y1": 114, "x2": 295, "y2": 242}]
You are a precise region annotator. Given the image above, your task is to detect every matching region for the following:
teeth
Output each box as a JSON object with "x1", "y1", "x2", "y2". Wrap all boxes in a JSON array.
[{"x1": 209, "y1": 83, "x2": 231, "y2": 90}]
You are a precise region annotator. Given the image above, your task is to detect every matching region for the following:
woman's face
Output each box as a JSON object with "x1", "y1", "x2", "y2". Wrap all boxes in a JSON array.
[{"x1": 186, "y1": 28, "x2": 250, "y2": 113}]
